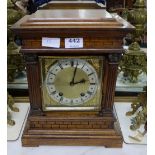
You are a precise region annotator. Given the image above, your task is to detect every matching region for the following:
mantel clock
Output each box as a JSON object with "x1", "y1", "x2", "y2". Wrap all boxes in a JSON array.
[{"x1": 12, "y1": 9, "x2": 134, "y2": 147}]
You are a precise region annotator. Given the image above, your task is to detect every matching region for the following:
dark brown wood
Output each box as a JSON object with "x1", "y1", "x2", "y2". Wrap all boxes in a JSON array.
[
  {"x1": 101, "y1": 53, "x2": 122, "y2": 115},
  {"x1": 24, "y1": 54, "x2": 43, "y2": 115},
  {"x1": 12, "y1": 9, "x2": 134, "y2": 147},
  {"x1": 22, "y1": 115, "x2": 122, "y2": 147}
]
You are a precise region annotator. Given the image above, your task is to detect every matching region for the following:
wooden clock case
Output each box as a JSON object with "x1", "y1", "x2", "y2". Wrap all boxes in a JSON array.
[{"x1": 12, "y1": 9, "x2": 134, "y2": 147}]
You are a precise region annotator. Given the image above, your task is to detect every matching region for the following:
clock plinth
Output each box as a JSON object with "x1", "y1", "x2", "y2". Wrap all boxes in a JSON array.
[
  {"x1": 12, "y1": 9, "x2": 134, "y2": 147},
  {"x1": 22, "y1": 115, "x2": 122, "y2": 147}
]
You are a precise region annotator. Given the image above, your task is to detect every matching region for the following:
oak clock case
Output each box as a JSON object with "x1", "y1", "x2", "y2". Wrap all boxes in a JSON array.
[
  {"x1": 40, "y1": 57, "x2": 103, "y2": 111},
  {"x1": 12, "y1": 9, "x2": 134, "y2": 147}
]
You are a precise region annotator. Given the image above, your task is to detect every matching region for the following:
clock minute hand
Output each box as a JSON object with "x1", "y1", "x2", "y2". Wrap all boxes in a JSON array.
[{"x1": 70, "y1": 62, "x2": 78, "y2": 85}]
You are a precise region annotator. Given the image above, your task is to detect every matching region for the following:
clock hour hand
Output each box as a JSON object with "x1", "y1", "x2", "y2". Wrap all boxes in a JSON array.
[{"x1": 73, "y1": 79, "x2": 87, "y2": 85}]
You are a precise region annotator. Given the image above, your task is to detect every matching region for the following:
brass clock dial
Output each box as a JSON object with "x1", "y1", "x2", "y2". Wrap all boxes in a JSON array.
[
  {"x1": 40, "y1": 57, "x2": 103, "y2": 111},
  {"x1": 45, "y1": 59, "x2": 98, "y2": 106}
]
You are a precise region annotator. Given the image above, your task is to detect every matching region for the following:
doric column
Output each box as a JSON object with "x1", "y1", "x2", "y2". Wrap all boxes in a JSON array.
[
  {"x1": 24, "y1": 54, "x2": 43, "y2": 115},
  {"x1": 100, "y1": 53, "x2": 122, "y2": 115}
]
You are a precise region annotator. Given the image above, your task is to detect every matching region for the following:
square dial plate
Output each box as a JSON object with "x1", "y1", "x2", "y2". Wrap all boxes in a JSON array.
[{"x1": 39, "y1": 56, "x2": 104, "y2": 111}]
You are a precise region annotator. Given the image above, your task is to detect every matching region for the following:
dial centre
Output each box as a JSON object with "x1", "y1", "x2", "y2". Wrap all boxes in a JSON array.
[{"x1": 54, "y1": 67, "x2": 89, "y2": 98}]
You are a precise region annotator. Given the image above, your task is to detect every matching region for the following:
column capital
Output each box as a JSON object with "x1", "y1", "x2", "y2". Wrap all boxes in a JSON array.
[
  {"x1": 24, "y1": 54, "x2": 38, "y2": 63},
  {"x1": 108, "y1": 53, "x2": 122, "y2": 63}
]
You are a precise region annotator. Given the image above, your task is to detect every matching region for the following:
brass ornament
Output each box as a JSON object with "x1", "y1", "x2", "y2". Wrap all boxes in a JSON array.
[
  {"x1": 7, "y1": 0, "x2": 26, "y2": 82},
  {"x1": 119, "y1": 42, "x2": 146, "y2": 83},
  {"x1": 7, "y1": 0, "x2": 25, "y2": 25},
  {"x1": 126, "y1": 86, "x2": 147, "y2": 130},
  {"x1": 7, "y1": 92, "x2": 19, "y2": 126},
  {"x1": 7, "y1": 9, "x2": 23, "y2": 25},
  {"x1": 122, "y1": 0, "x2": 147, "y2": 45},
  {"x1": 128, "y1": 0, "x2": 147, "y2": 40},
  {"x1": 7, "y1": 39, "x2": 25, "y2": 82}
]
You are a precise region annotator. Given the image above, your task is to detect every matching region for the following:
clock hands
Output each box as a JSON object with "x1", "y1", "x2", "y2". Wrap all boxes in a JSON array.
[
  {"x1": 73, "y1": 79, "x2": 88, "y2": 85},
  {"x1": 70, "y1": 61, "x2": 88, "y2": 86}
]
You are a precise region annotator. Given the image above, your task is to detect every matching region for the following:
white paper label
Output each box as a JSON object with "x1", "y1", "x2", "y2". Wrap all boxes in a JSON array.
[
  {"x1": 42, "y1": 37, "x2": 60, "y2": 48},
  {"x1": 65, "y1": 38, "x2": 83, "y2": 48}
]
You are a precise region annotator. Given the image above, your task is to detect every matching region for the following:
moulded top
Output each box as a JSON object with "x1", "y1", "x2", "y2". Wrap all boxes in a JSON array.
[
  {"x1": 12, "y1": 9, "x2": 135, "y2": 37},
  {"x1": 26, "y1": 9, "x2": 113, "y2": 21},
  {"x1": 18, "y1": 9, "x2": 124, "y2": 28}
]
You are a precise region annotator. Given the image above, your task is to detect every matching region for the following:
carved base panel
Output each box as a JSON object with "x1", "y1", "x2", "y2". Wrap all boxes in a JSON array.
[{"x1": 22, "y1": 116, "x2": 123, "y2": 147}]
